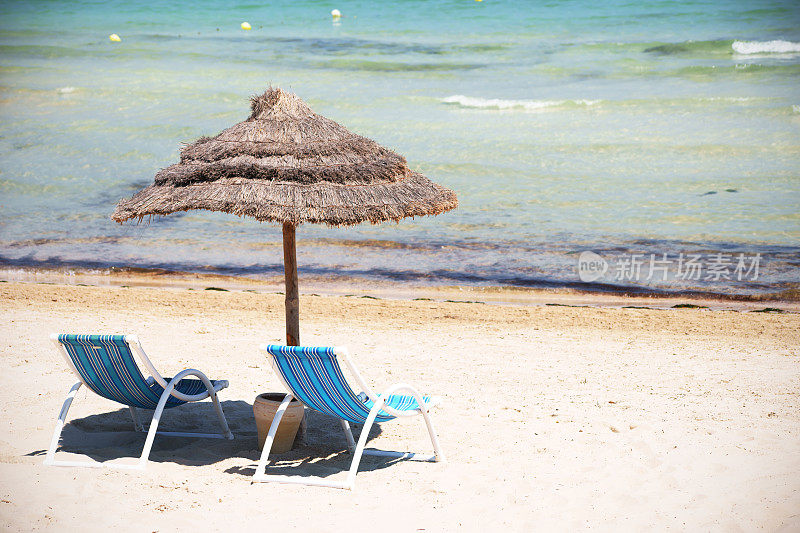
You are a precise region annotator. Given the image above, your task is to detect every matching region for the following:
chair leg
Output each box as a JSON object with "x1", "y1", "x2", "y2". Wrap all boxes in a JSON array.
[
  {"x1": 141, "y1": 389, "x2": 233, "y2": 440},
  {"x1": 344, "y1": 399, "x2": 387, "y2": 489},
  {"x1": 129, "y1": 406, "x2": 144, "y2": 432},
  {"x1": 346, "y1": 399, "x2": 445, "y2": 487},
  {"x1": 252, "y1": 394, "x2": 353, "y2": 489},
  {"x1": 43, "y1": 381, "x2": 146, "y2": 469},
  {"x1": 341, "y1": 419, "x2": 356, "y2": 453},
  {"x1": 365, "y1": 388, "x2": 445, "y2": 463},
  {"x1": 44, "y1": 382, "x2": 85, "y2": 466},
  {"x1": 253, "y1": 393, "x2": 293, "y2": 480},
  {"x1": 209, "y1": 387, "x2": 234, "y2": 440},
  {"x1": 44, "y1": 382, "x2": 150, "y2": 469},
  {"x1": 418, "y1": 402, "x2": 446, "y2": 463},
  {"x1": 136, "y1": 376, "x2": 234, "y2": 468},
  {"x1": 136, "y1": 389, "x2": 171, "y2": 469}
]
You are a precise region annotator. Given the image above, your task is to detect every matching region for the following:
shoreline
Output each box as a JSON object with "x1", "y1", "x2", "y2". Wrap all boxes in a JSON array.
[
  {"x1": 2, "y1": 264, "x2": 798, "y2": 313},
  {"x1": 2, "y1": 249, "x2": 798, "y2": 304}
]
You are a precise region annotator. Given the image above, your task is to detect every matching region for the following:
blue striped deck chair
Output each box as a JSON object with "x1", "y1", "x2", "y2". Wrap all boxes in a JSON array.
[
  {"x1": 254, "y1": 344, "x2": 445, "y2": 489},
  {"x1": 45, "y1": 334, "x2": 233, "y2": 469}
]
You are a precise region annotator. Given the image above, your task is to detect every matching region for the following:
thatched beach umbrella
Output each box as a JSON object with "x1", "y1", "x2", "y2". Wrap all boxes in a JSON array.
[{"x1": 112, "y1": 87, "x2": 457, "y2": 346}]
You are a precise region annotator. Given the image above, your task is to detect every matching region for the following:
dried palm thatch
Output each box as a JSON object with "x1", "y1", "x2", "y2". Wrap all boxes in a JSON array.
[{"x1": 112, "y1": 87, "x2": 457, "y2": 226}]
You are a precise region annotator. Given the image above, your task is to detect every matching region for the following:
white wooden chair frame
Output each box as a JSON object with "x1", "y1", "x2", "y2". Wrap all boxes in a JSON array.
[
  {"x1": 253, "y1": 345, "x2": 444, "y2": 489},
  {"x1": 44, "y1": 334, "x2": 234, "y2": 470}
]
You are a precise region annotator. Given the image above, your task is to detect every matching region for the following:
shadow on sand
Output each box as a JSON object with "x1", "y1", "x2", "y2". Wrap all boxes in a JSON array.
[{"x1": 28, "y1": 400, "x2": 407, "y2": 479}]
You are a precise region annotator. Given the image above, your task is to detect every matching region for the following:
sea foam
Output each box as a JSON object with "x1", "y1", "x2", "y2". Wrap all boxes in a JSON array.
[
  {"x1": 441, "y1": 95, "x2": 598, "y2": 111},
  {"x1": 732, "y1": 40, "x2": 800, "y2": 55}
]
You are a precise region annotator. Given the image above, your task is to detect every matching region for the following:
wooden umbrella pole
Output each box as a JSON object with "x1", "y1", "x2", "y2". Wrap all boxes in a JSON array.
[
  {"x1": 282, "y1": 222, "x2": 300, "y2": 346},
  {"x1": 282, "y1": 222, "x2": 306, "y2": 444}
]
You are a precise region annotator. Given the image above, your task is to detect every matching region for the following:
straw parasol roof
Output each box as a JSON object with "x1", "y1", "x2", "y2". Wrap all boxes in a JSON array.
[
  {"x1": 112, "y1": 87, "x2": 457, "y2": 350},
  {"x1": 112, "y1": 87, "x2": 457, "y2": 226}
]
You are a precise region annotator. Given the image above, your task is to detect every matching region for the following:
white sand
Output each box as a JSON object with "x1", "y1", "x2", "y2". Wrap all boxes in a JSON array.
[{"x1": 0, "y1": 281, "x2": 798, "y2": 531}]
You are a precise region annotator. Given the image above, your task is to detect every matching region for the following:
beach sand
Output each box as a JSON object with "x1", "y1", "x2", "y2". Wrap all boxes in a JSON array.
[{"x1": 0, "y1": 280, "x2": 798, "y2": 531}]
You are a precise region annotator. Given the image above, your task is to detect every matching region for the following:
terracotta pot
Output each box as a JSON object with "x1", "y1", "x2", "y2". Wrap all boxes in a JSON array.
[{"x1": 253, "y1": 393, "x2": 304, "y2": 454}]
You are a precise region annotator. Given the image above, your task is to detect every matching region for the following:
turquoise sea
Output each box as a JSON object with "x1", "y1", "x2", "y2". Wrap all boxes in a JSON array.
[{"x1": 0, "y1": 0, "x2": 798, "y2": 297}]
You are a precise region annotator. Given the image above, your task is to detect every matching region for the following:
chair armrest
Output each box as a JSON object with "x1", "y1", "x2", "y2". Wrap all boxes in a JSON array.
[{"x1": 370, "y1": 383, "x2": 436, "y2": 418}]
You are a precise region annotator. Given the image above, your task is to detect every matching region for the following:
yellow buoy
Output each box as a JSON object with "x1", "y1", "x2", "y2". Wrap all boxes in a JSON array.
[
  {"x1": 331, "y1": 9, "x2": 341, "y2": 19},
  {"x1": 241, "y1": 21, "x2": 251, "y2": 30},
  {"x1": 109, "y1": 33, "x2": 121, "y2": 42}
]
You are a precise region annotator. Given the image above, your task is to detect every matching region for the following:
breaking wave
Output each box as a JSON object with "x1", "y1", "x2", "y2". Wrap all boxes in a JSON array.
[
  {"x1": 732, "y1": 40, "x2": 800, "y2": 55},
  {"x1": 441, "y1": 95, "x2": 599, "y2": 111}
]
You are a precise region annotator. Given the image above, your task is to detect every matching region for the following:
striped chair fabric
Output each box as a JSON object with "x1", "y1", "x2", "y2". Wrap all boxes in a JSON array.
[
  {"x1": 58, "y1": 334, "x2": 217, "y2": 410},
  {"x1": 266, "y1": 344, "x2": 430, "y2": 424}
]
